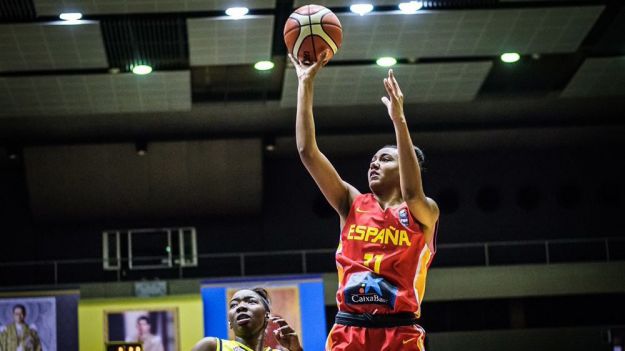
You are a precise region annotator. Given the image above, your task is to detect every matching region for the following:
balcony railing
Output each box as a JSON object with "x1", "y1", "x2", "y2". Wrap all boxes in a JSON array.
[{"x1": 0, "y1": 237, "x2": 623, "y2": 287}]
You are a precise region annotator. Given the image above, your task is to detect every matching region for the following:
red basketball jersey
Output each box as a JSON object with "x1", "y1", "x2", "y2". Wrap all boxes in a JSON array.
[{"x1": 335, "y1": 193, "x2": 437, "y2": 317}]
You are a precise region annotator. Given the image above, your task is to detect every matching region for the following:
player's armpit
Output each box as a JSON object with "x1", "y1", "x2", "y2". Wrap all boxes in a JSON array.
[{"x1": 406, "y1": 197, "x2": 439, "y2": 231}]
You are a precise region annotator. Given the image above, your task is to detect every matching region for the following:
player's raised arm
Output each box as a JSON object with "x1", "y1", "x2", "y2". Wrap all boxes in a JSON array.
[
  {"x1": 289, "y1": 51, "x2": 360, "y2": 220},
  {"x1": 381, "y1": 69, "x2": 439, "y2": 231}
]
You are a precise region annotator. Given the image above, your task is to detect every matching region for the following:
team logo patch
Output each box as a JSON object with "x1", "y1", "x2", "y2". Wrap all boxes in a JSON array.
[
  {"x1": 344, "y1": 271, "x2": 397, "y2": 308},
  {"x1": 399, "y1": 208, "x2": 410, "y2": 227}
]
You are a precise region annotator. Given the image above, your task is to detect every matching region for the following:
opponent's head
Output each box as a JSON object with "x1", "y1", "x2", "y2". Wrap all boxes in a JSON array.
[
  {"x1": 12, "y1": 304, "x2": 26, "y2": 324},
  {"x1": 368, "y1": 145, "x2": 424, "y2": 192},
  {"x1": 228, "y1": 288, "x2": 271, "y2": 338}
]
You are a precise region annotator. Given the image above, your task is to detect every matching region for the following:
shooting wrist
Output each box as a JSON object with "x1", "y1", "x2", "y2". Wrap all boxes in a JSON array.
[{"x1": 391, "y1": 114, "x2": 407, "y2": 124}]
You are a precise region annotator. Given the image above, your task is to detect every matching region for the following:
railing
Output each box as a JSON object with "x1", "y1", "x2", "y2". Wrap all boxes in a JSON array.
[{"x1": 0, "y1": 237, "x2": 623, "y2": 287}]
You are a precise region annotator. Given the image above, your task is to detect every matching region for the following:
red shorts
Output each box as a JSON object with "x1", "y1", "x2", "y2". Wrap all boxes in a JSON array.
[{"x1": 325, "y1": 323, "x2": 426, "y2": 351}]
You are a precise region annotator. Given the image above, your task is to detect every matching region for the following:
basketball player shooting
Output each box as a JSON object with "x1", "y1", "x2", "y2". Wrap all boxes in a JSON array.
[{"x1": 289, "y1": 50, "x2": 440, "y2": 351}]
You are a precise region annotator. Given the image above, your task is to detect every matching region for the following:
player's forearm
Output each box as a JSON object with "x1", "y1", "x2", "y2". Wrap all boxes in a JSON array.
[
  {"x1": 296, "y1": 80, "x2": 320, "y2": 158},
  {"x1": 393, "y1": 117, "x2": 425, "y2": 201}
]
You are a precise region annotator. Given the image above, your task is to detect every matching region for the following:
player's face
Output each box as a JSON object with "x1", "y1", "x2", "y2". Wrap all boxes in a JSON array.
[
  {"x1": 137, "y1": 320, "x2": 151, "y2": 334},
  {"x1": 369, "y1": 147, "x2": 400, "y2": 189},
  {"x1": 228, "y1": 290, "x2": 268, "y2": 338},
  {"x1": 13, "y1": 308, "x2": 25, "y2": 324}
]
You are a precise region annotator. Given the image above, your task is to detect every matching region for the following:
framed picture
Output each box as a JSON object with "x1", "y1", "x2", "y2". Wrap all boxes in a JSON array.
[
  {"x1": 104, "y1": 308, "x2": 179, "y2": 351},
  {"x1": 0, "y1": 297, "x2": 57, "y2": 351}
]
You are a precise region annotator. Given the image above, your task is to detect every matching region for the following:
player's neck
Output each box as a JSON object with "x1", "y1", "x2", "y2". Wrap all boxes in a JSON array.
[
  {"x1": 373, "y1": 189, "x2": 403, "y2": 210},
  {"x1": 235, "y1": 333, "x2": 266, "y2": 351}
]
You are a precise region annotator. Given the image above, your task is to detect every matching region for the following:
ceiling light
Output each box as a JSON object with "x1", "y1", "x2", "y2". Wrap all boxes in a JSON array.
[
  {"x1": 225, "y1": 7, "x2": 249, "y2": 19},
  {"x1": 350, "y1": 3, "x2": 373, "y2": 16},
  {"x1": 132, "y1": 65, "x2": 152, "y2": 75},
  {"x1": 254, "y1": 61, "x2": 274, "y2": 71},
  {"x1": 376, "y1": 57, "x2": 397, "y2": 67},
  {"x1": 500, "y1": 52, "x2": 520, "y2": 63},
  {"x1": 398, "y1": 1, "x2": 423, "y2": 14},
  {"x1": 59, "y1": 12, "x2": 82, "y2": 21}
]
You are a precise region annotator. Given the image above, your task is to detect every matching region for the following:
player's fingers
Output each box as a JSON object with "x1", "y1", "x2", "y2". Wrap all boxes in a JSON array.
[
  {"x1": 383, "y1": 78, "x2": 395, "y2": 98},
  {"x1": 381, "y1": 96, "x2": 390, "y2": 107},
  {"x1": 389, "y1": 69, "x2": 400, "y2": 95},
  {"x1": 270, "y1": 317, "x2": 288, "y2": 326},
  {"x1": 276, "y1": 325, "x2": 295, "y2": 333},
  {"x1": 288, "y1": 54, "x2": 300, "y2": 68}
]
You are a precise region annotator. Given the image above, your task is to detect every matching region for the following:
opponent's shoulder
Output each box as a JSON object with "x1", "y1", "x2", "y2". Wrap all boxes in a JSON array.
[{"x1": 192, "y1": 337, "x2": 219, "y2": 351}]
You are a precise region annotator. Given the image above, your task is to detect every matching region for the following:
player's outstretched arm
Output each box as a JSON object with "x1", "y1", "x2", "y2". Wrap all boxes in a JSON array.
[
  {"x1": 381, "y1": 69, "x2": 439, "y2": 232},
  {"x1": 289, "y1": 51, "x2": 359, "y2": 219}
]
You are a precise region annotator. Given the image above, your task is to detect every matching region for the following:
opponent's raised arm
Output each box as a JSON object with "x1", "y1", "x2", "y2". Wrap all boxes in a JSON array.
[
  {"x1": 290, "y1": 51, "x2": 359, "y2": 219},
  {"x1": 270, "y1": 316, "x2": 303, "y2": 351},
  {"x1": 381, "y1": 69, "x2": 439, "y2": 230}
]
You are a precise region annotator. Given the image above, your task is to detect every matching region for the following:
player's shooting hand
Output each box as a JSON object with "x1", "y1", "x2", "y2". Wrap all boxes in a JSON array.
[
  {"x1": 288, "y1": 50, "x2": 330, "y2": 84},
  {"x1": 381, "y1": 69, "x2": 405, "y2": 122},
  {"x1": 270, "y1": 316, "x2": 303, "y2": 351}
]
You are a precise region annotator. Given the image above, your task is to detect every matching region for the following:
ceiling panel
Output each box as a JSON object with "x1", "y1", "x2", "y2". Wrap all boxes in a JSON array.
[
  {"x1": 101, "y1": 17, "x2": 188, "y2": 72},
  {"x1": 0, "y1": 71, "x2": 191, "y2": 117},
  {"x1": 188, "y1": 15, "x2": 274, "y2": 66},
  {"x1": 0, "y1": 0, "x2": 36, "y2": 21},
  {"x1": 561, "y1": 56, "x2": 625, "y2": 98},
  {"x1": 332, "y1": 6, "x2": 604, "y2": 61},
  {"x1": 34, "y1": 0, "x2": 275, "y2": 15},
  {"x1": 281, "y1": 62, "x2": 492, "y2": 107},
  {"x1": 0, "y1": 21, "x2": 107, "y2": 72}
]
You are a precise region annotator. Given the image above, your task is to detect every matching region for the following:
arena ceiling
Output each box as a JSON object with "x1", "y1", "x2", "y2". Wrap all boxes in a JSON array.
[{"x1": 0, "y1": 0, "x2": 624, "y2": 146}]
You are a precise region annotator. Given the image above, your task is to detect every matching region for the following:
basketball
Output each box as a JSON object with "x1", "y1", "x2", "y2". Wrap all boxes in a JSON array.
[{"x1": 284, "y1": 4, "x2": 342, "y2": 65}]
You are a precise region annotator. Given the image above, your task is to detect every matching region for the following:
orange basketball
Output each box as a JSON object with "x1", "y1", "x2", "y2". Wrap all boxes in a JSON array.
[{"x1": 284, "y1": 4, "x2": 342, "y2": 65}]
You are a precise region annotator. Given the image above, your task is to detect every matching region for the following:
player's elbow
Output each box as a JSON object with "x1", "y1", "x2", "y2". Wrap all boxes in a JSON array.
[{"x1": 297, "y1": 144, "x2": 317, "y2": 160}]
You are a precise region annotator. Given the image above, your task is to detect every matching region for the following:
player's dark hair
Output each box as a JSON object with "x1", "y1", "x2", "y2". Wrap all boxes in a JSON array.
[
  {"x1": 12, "y1": 304, "x2": 26, "y2": 315},
  {"x1": 251, "y1": 287, "x2": 271, "y2": 313},
  {"x1": 382, "y1": 144, "x2": 425, "y2": 167}
]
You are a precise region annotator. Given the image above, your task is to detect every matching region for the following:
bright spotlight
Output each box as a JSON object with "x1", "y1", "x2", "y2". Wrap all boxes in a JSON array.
[
  {"x1": 132, "y1": 65, "x2": 152, "y2": 75},
  {"x1": 376, "y1": 57, "x2": 397, "y2": 67},
  {"x1": 225, "y1": 7, "x2": 249, "y2": 19},
  {"x1": 59, "y1": 12, "x2": 83, "y2": 21},
  {"x1": 398, "y1": 1, "x2": 423, "y2": 14},
  {"x1": 350, "y1": 3, "x2": 374, "y2": 16},
  {"x1": 500, "y1": 53, "x2": 521, "y2": 63},
  {"x1": 254, "y1": 61, "x2": 274, "y2": 71}
]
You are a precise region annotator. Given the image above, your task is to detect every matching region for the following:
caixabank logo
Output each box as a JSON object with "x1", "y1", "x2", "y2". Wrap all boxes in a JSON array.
[{"x1": 344, "y1": 271, "x2": 398, "y2": 309}]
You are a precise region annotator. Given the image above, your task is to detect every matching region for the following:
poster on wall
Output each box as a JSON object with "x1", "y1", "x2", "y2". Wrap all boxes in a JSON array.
[
  {"x1": 0, "y1": 290, "x2": 79, "y2": 351},
  {"x1": 105, "y1": 308, "x2": 178, "y2": 351},
  {"x1": 201, "y1": 275, "x2": 326, "y2": 351}
]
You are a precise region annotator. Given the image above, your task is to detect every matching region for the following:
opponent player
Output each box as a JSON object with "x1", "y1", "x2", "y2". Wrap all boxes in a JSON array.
[
  {"x1": 192, "y1": 288, "x2": 303, "y2": 351},
  {"x1": 289, "y1": 50, "x2": 439, "y2": 351}
]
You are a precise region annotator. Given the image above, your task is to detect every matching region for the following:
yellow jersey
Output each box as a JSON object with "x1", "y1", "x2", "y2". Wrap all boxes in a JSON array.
[{"x1": 217, "y1": 339, "x2": 279, "y2": 351}]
